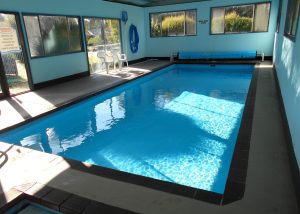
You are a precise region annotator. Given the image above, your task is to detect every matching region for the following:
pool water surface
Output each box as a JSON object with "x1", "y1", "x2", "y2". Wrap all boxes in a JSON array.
[{"x1": 0, "y1": 64, "x2": 253, "y2": 194}]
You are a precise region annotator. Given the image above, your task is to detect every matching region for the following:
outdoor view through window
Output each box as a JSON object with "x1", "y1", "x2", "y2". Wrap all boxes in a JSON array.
[
  {"x1": 284, "y1": 0, "x2": 300, "y2": 40},
  {"x1": 150, "y1": 10, "x2": 197, "y2": 37},
  {"x1": 84, "y1": 18, "x2": 121, "y2": 73},
  {"x1": 0, "y1": 13, "x2": 30, "y2": 95},
  {"x1": 211, "y1": 2, "x2": 271, "y2": 34}
]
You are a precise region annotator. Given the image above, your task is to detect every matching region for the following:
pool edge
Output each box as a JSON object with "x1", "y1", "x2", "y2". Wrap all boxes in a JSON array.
[
  {"x1": 0, "y1": 61, "x2": 260, "y2": 205},
  {"x1": 222, "y1": 64, "x2": 259, "y2": 204}
]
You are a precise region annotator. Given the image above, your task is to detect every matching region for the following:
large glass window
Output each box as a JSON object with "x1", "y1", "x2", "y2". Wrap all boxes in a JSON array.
[
  {"x1": 150, "y1": 10, "x2": 197, "y2": 37},
  {"x1": 211, "y1": 2, "x2": 271, "y2": 34},
  {"x1": 84, "y1": 17, "x2": 121, "y2": 73},
  {"x1": 23, "y1": 14, "x2": 82, "y2": 58},
  {"x1": 284, "y1": 0, "x2": 300, "y2": 41}
]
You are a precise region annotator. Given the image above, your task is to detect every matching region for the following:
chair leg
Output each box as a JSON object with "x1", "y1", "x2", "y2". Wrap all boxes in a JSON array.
[
  {"x1": 105, "y1": 63, "x2": 109, "y2": 74},
  {"x1": 119, "y1": 61, "x2": 122, "y2": 71}
]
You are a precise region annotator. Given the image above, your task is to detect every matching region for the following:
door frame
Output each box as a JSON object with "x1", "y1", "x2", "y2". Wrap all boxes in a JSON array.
[
  {"x1": 0, "y1": 54, "x2": 9, "y2": 98},
  {"x1": 0, "y1": 11, "x2": 33, "y2": 98}
]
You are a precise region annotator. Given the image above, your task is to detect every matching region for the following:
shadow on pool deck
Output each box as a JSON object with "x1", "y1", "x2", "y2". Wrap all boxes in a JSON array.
[{"x1": 0, "y1": 61, "x2": 298, "y2": 213}]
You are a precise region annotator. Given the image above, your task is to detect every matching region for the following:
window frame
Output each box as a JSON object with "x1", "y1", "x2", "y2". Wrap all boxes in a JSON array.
[
  {"x1": 276, "y1": 0, "x2": 283, "y2": 33},
  {"x1": 22, "y1": 12, "x2": 84, "y2": 59},
  {"x1": 82, "y1": 16, "x2": 122, "y2": 49},
  {"x1": 82, "y1": 16, "x2": 123, "y2": 54},
  {"x1": 284, "y1": 0, "x2": 300, "y2": 42},
  {"x1": 82, "y1": 16, "x2": 123, "y2": 75},
  {"x1": 149, "y1": 9, "x2": 197, "y2": 38},
  {"x1": 0, "y1": 10, "x2": 34, "y2": 91},
  {"x1": 210, "y1": 1, "x2": 272, "y2": 35}
]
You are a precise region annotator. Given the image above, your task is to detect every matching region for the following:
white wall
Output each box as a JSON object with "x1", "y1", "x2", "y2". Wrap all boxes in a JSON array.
[
  {"x1": 144, "y1": 0, "x2": 279, "y2": 57},
  {"x1": 274, "y1": 0, "x2": 300, "y2": 167},
  {"x1": 0, "y1": 0, "x2": 146, "y2": 84}
]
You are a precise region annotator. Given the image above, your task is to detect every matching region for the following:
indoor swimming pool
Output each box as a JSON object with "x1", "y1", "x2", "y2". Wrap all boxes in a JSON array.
[{"x1": 0, "y1": 64, "x2": 254, "y2": 195}]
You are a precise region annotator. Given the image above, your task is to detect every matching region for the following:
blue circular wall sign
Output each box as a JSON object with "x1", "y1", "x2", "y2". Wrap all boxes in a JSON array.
[{"x1": 129, "y1": 24, "x2": 139, "y2": 54}]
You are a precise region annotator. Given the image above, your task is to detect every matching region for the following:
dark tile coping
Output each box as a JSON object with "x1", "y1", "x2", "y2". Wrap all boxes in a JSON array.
[
  {"x1": 0, "y1": 61, "x2": 260, "y2": 205},
  {"x1": 0, "y1": 183, "x2": 136, "y2": 213},
  {"x1": 222, "y1": 65, "x2": 259, "y2": 204},
  {"x1": 273, "y1": 66, "x2": 300, "y2": 210}
]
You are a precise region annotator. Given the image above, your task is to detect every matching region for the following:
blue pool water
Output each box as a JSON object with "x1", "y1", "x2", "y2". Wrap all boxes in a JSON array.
[{"x1": 0, "y1": 64, "x2": 253, "y2": 194}]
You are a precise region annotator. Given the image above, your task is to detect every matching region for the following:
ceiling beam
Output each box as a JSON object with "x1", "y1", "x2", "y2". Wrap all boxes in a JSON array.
[{"x1": 104, "y1": 0, "x2": 211, "y2": 7}]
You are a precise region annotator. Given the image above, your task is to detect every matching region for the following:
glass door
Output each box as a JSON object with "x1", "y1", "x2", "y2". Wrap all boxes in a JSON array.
[
  {"x1": 0, "y1": 49, "x2": 9, "y2": 98},
  {"x1": 0, "y1": 12, "x2": 31, "y2": 96},
  {"x1": 84, "y1": 17, "x2": 121, "y2": 73}
]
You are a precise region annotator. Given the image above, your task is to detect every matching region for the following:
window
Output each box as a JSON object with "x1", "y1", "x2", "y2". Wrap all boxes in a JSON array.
[
  {"x1": 84, "y1": 18, "x2": 121, "y2": 48},
  {"x1": 284, "y1": 0, "x2": 300, "y2": 41},
  {"x1": 83, "y1": 17, "x2": 121, "y2": 73},
  {"x1": 23, "y1": 14, "x2": 82, "y2": 58},
  {"x1": 211, "y1": 2, "x2": 271, "y2": 34},
  {"x1": 276, "y1": 0, "x2": 283, "y2": 33},
  {"x1": 150, "y1": 10, "x2": 197, "y2": 37}
]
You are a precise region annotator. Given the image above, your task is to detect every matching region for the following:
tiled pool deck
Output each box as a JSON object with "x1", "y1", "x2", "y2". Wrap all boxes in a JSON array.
[{"x1": 0, "y1": 60, "x2": 298, "y2": 213}]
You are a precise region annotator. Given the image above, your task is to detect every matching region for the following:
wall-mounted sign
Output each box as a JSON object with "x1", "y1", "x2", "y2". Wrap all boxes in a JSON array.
[
  {"x1": 0, "y1": 27, "x2": 19, "y2": 52},
  {"x1": 198, "y1": 20, "x2": 208, "y2": 24}
]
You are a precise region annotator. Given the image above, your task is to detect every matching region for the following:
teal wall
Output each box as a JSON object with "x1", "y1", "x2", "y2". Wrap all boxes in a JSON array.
[
  {"x1": 30, "y1": 53, "x2": 87, "y2": 83},
  {"x1": 1, "y1": 0, "x2": 280, "y2": 85},
  {"x1": 0, "y1": 0, "x2": 146, "y2": 83},
  {"x1": 274, "y1": 1, "x2": 300, "y2": 167},
  {"x1": 144, "y1": 0, "x2": 279, "y2": 57}
]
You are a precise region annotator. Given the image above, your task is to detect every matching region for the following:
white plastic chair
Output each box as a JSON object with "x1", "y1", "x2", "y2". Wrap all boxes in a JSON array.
[
  {"x1": 97, "y1": 51, "x2": 116, "y2": 73},
  {"x1": 117, "y1": 53, "x2": 128, "y2": 70}
]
